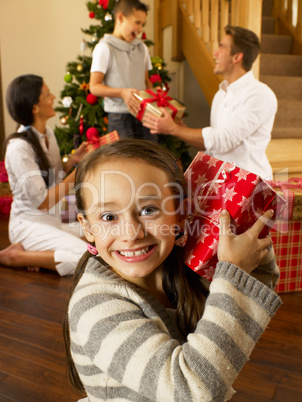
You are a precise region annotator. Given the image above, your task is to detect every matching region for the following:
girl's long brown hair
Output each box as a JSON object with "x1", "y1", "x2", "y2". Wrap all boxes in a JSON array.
[{"x1": 63, "y1": 139, "x2": 209, "y2": 391}]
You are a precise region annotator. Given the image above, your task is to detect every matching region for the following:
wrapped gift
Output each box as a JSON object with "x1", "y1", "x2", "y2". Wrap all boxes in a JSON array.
[
  {"x1": 272, "y1": 220, "x2": 302, "y2": 293},
  {"x1": 267, "y1": 178, "x2": 302, "y2": 220},
  {"x1": 87, "y1": 130, "x2": 119, "y2": 152},
  {"x1": 181, "y1": 152, "x2": 286, "y2": 280},
  {"x1": 131, "y1": 89, "x2": 185, "y2": 122}
]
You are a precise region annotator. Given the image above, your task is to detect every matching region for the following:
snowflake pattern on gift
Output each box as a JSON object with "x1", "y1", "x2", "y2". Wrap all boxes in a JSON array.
[
  {"x1": 238, "y1": 196, "x2": 252, "y2": 214},
  {"x1": 196, "y1": 226, "x2": 210, "y2": 244},
  {"x1": 208, "y1": 238, "x2": 218, "y2": 254},
  {"x1": 208, "y1": 208, "x2": 222, "y2": 222},
  {"x1": 235, "y1": 170, "x2": 250, "y2": 181},
  {"x1": 202, "y1": 266, "x2": 216, "y2": 280},
  {"x1": 252, "y1": 177, "x2": 259, "y2": 186},
  {"x1": 222, "y1": 186, "x2": 237, "y2": 202},
  {"x1": 207, "y1": 182, "x2": 222, "y2": 195},
  {"x1": 194, "y1": 259, "x2": 209, "y2": 272},
  {"x1": 185, "y1": 250, "x2": 196, "y2": 266}
]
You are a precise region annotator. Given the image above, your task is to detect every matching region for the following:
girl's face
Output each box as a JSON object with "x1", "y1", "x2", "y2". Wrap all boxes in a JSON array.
[
  {"x1": 78, "y1": 158, "x2": 181, "y2": 286},
  {"x1": 116, "y1": 10, "x2": 146, "y2": 42},
  {"x1": 33, "y1": 82, "x2": 56, "y2": 121}
]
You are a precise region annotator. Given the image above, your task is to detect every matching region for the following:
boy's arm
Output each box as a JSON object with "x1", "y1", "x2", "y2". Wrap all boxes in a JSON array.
[
  {"x1": 145, "y1": 71, "x2": 153, "y2": 89},
  {"x1": 89, "y1": 72, "x2": 140, "y2": 114}
]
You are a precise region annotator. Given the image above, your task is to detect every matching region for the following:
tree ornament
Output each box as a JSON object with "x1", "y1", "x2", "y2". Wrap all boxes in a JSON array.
[
  {"x1": 142, "y1": 32, "x2": 147, "y2": 40},
  {"x1": 62, "y1": 154, "x2": 69, "y2": 163},
  {"x1": 79, "y1": 115, "x2": 84, "y2": 136},
  {"x1": 64, "y1": 72, "x2": 72, "y2": 83},
  {"x1": 80, "y1": 39, "x2": 87, "y2": 55},
  {"x1": 104, "y1": 12, "x2": 112, "y2": 21},
  {"x1": 91, "y1": 33, "x2": 99, "y2": 44},
  {"x1": 92, "y1": 0, "x2": 98, "y2": 4},
  {"x1": 155, "y1": 62, "x2": 163, "y2": 70},
  {"x1": 86, "y1": 127, "x2": 99, "y2": 140},
  {"x1": 60, "y1": 116, "x2": 68, "y2": 125},
  {"x1": 89, "y1": 11, "x2": 95, "y2": 19},
  {"x1": 77, "y1": 64, "x2": 84, "y2": 72},
  {"x1": 62, "y1": 96, "x2": 73, "y2": 108},
  {"x1": 99, "y1": 0, "x2": 109, "y2": 10},
  {"x1": 80, "y1": 81, "x2": 89, "y2": 92},
  {"x1": 86, "y1": 93, "x2": 99, "y2": 105}
]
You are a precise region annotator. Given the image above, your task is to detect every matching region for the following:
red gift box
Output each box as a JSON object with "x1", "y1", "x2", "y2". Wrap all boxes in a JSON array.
[
  {"x1": 272, "y1": 220, "x2": 302, "y2": 293},
  {"x1": 181, "y1": 152, "x2": 286, "y2": 280},
  {"x1": 131, "y1": 89, "x2": 185, "y2": 122},
  {"x1": 87, "y1": 130, "x2": 119, "y2": 152}
]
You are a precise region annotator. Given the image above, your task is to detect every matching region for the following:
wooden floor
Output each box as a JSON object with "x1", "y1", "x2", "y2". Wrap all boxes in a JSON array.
[{"x1": 0, "y1": 214, "x2": 302, "y2": 402}]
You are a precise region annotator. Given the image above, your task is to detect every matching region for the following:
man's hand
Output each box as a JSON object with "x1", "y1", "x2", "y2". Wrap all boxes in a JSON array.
[
  {"x1": 143, "y1": 108, "x2": 179, "y2": 135},
  {"x1": 218, "y1": 209, "x2": 274, "y2": 274}
]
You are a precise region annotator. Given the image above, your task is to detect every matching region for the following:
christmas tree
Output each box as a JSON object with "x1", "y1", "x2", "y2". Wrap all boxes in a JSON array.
[{"x1": 55, "y1": 0, "x2": 191, "y2": 168}]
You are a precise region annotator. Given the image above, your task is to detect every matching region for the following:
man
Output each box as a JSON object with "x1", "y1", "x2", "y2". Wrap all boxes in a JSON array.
[{"x1": 143, "y1": 25, "x2": 277, "y2": 179}]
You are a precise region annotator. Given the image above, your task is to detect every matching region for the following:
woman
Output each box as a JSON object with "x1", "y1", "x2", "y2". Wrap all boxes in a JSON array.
[{"x1": 0, "y1": 74, "x2": 87, "y2": 275}]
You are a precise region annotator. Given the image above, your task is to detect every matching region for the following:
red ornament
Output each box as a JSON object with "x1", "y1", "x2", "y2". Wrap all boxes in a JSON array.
[
  {"x1": 89, "y1": 11, "x2": 95, "y2": 19},
  {"x1": 86, "y1": 127, "x2": 100, "y2": 141},
  {"x1": 142, "y1": 32, "x2": 147, "y2": 40},
  {"x1": 79, "y1": 116, "x2": 84, "y2": 136},
  {"x1": 150, "y1": 74, "x2": 162, "y2": 84},
  {"x1": 99, "y1": 0, "x2": 108, "y2": 9},
  {"x1": 86, "y1": 93, "x2": 99, "y2": 105}
]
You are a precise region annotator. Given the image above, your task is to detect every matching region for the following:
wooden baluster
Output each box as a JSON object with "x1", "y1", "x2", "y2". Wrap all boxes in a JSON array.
[
  {"x1": 220, "y1": 0, "x2": 230, "y2": 40},
  {"x1": 286, "y1": 0, "x2": 293, "y2": 25},
  {"x1": 210, "y1": 0, "x2": 219, "y2": 56},
  {"x1": 193, "y1": 0, "x2": 202, "y2": 31},
  {"x1": 201, "y1": 0, "x2": 210, "y2": 45},
  {"x1": 296, "y1": 0, "x2": 302, "y2": 39},
  {"x1": 187, "y1": 0, "x2": 193, "y2": 15},
  {"x1": 231, "y1": 0, "x2": 240, "y2": 25}
]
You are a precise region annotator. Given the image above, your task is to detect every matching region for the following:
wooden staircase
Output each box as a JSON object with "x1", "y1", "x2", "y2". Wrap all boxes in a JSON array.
[
  {"x1": 261, "y1": 0, "x2": 302, "y2": 178},
  {"x1": 154, "y1": 0, "x2": 302, "y2": 178}
]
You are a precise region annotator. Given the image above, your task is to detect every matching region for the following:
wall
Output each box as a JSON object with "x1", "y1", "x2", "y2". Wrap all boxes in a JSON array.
[{"x1": 0, "y1": 0, "x2": 154, "y2": 137}]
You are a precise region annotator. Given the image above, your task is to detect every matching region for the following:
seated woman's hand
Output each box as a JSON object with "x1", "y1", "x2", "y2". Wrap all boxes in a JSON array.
[{"x1": 217, "y1": 209, "x2": 274, "y2": 274}]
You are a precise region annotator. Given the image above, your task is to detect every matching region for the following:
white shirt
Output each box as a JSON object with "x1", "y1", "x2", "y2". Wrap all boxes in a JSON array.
[
  {"x1": 202, "y1": 71, "x2": 277, "y2": 179},
  {"x1": 5, "y1": 126, "x2": 64, "y2": 221}
]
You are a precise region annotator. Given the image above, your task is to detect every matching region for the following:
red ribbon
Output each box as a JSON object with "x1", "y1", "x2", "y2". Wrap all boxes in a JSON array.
[{"x1": 136, "y1": 89, "x2": 178, "y2": 121}]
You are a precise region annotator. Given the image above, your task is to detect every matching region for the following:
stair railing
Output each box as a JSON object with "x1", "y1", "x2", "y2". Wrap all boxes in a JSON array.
[
  {"x1": 154, "y1": 0, "x2": 263, "y2": 102},
  {"x1": 273, "y1": 0, "x2": 302, "y2": 54}
]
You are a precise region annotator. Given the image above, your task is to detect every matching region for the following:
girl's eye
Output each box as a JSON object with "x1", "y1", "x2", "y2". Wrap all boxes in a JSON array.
[
  {"x1": 100, "y1": 213, "x2": 117, "y2": 222},
  {"x1": 140, "y1": 206, "x2": 160, "y2": 217}
]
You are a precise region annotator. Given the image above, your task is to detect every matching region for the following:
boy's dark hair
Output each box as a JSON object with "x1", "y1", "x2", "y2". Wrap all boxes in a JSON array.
[
  {"x1": 3, "y1": 74, "x2": 52, "y2": 186},
  {"x1": 114, "y1": 0, "x2": 149, "y2": 20},
  {"x1": 225, "y1": 25, "x2": 260, "y2": 71}
]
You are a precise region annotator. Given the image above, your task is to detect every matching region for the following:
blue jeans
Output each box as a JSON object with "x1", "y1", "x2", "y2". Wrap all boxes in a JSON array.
[{"x1": 108, "y1": 113, "x2": 157, "y2": 143}]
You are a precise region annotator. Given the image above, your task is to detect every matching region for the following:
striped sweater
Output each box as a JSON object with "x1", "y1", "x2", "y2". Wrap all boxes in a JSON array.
[{"x1": 69, "y1": 258, "x2": 281, "y2": 402}]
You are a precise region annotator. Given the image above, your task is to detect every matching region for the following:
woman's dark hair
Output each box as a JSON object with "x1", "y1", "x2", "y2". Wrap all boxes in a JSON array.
[
  {"x1": 3, "y1": 74, "x2": 52, "y2": 186},
  {"x1": 63, "y1": 139, "x2": 209, "y2": 391}
]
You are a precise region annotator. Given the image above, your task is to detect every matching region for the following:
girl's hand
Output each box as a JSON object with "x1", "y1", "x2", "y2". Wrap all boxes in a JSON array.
[
  {"x1": 217, "y1": 209, "x2": 274, "y2": 274},
  {"x1": 122, "y1": 88, "x2": 140, "y2": 114}
]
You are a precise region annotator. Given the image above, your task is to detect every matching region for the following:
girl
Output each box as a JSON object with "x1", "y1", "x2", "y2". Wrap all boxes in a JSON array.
[
  {"x1": 64, "y1": 139, "x2": 281, "y2": 401},
  {"x1": 0, "y1": 74, "x2": 88, "y2": 275}
]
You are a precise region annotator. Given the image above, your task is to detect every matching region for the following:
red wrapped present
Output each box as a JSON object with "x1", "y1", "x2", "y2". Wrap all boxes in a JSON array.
[
  {"x1": 272, "y1": 220, "x2": 302, "y2": 293},
  {"x1": 131, "y1": 89, "x2": 185, "y2": 122},
  {"x1": 86, "y1": 130, "x2": 119, "y2": 152},
  {"x1": 0, "y1": 195, "x2": 13, "y2": 215},
  {"x1": 180, "y1": 152, "x2": 286, "y2": 280},
  {"x1": 0, "y1": 161, "x2": 8, "y2": 182}
]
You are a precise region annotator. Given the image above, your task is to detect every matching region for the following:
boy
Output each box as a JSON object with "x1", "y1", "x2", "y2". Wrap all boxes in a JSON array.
[{"x1": 90, "y1": 0, "x2": 156, "y2": 142}]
